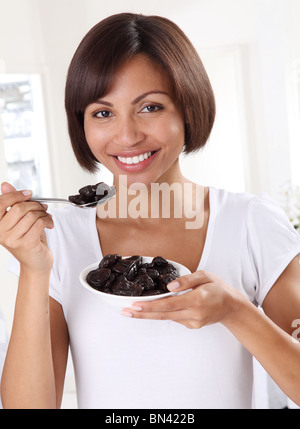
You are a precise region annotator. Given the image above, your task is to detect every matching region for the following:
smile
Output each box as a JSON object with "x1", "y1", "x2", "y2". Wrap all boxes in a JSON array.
[{"x1": 116, "y1": 151, "x2": 156, "y2": 165}]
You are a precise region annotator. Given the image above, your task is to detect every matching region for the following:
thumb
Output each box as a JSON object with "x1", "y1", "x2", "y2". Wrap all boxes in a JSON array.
[{"x1": 1, "y1": 182, "x2": 17, "y2": 195}]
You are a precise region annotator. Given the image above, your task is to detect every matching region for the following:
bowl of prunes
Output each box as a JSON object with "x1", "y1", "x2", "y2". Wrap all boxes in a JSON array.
[{"x1": 79, "y1": 254, "x2": 191, "y2": 310}]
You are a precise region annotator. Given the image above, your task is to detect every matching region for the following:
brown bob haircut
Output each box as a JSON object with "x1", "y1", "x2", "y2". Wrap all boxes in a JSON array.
[{"x1": 65, "y1": 13, "x2": 216, "y2": 173}]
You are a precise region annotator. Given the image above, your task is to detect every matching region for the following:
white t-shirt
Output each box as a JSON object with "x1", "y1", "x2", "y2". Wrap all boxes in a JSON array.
[{"x1": 10, "y1": 187, "x2": 300, "y2": 408}]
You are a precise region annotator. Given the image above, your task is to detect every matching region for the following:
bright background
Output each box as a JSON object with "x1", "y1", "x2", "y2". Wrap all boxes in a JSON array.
[{"x1": 0, "y1": 0, "x2": 300, "y2": 408}]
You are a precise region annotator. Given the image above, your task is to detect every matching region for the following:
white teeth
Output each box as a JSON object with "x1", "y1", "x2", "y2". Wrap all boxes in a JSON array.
[{"x1": 117, "y1": 151, "x2": 154, "y2": 165}]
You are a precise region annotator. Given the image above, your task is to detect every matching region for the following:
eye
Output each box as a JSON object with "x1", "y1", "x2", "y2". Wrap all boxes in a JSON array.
[
  {"x1": 140, "y1": 104, "x2": 163, "y2": 113},
  {"x1": 93, "y1": 109, "x2": 112, "y2": 118}
]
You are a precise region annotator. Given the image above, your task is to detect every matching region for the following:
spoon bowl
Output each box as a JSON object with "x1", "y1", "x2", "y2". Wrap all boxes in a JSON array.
[{"x1": 30, "y1": 184, "x2": 116, "y2": 208}]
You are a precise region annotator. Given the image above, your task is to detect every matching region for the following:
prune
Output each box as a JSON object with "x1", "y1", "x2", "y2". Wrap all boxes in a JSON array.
[
  {"x1": 111, "y1": 277, "x2": 144, "y2": 296},
  {"x1": 124, "y1": 256, "x2": 142, "y2": 280},
  {"x1": 79, "y1": 185, "x2": 96, "y2": 201},
  {"x1": 134, "y1": 273, "x2": 155, "y2": 291},
  {"x1": 68, "y1": 182, "x2": 110, "y2": 206},
  {"x1": 86, "y1": 268, "x2": 111, "y2": 290},
  {"x1": 152, "y1": 256, "x2": 168, "y2": 267},
  {"x1": 99, "y1": 254, "x2": 121, "y2": 269},
  {"x1": 112, "y1": 262, "x2": 129, "y2": 274},
  {"x1": 68, "y1": 195, "x2": 88, "y2": 205},
  {"x1": 158, "y1": 273, "x2": 178, "y2": 292},
  {"x1": 143, "y1": 267, "x2": 160, "y2": 279},
  {"x1": 86, "y1": 255, "x2": 179, "y2": 297}
]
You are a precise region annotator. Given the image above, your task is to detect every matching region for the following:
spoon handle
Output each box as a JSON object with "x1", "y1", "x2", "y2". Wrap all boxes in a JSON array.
[{"x1": 30, "y1": 197, "x2": 73, "y2": 204}]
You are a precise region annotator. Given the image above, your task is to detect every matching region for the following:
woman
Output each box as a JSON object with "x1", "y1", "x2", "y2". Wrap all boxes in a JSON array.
[{"x1": 1, "y1": 13, "x2": 300, "y2": 409}]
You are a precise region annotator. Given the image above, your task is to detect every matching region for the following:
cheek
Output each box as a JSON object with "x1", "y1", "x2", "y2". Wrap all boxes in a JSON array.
[
  {"x1": 84, "y1": 124, "x2": 106, "y2": 158},
  {"x1": 153, "y1": 114, "x2": 185, "y2": 149},
  {"x1": 167, "y1": 117, "x2": 185, "y2": 152}
]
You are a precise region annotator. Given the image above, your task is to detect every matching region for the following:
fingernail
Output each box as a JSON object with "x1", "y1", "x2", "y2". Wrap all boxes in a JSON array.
[
  {"x1": 41, "y1": 203, "x2": 48, "y2": 209},
  {"x1": 121, "y1": 310, "x2": 133, "y2": 317},
  {"x1": 167, "y1": 281, "x2": 180, "y2": 291},
  {"x1": 22, "y1": 190, "x2": 32, "y2": 196}
]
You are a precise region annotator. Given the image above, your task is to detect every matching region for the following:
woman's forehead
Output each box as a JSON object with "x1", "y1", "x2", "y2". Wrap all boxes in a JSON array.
[{"x1": 101, "y1": 54, "x2": 174, "y2": 99}]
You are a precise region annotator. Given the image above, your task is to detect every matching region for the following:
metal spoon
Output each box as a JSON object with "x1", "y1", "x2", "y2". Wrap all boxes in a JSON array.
[{"x1": 30, "y1": 184, "x2": 116, "y2": 208}]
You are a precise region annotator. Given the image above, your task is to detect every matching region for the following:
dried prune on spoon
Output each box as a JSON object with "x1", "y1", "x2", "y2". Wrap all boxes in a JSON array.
[
  {"x1": 79, "y1": 185, "x2": 96, "y2": 201},
  {"x1": 68, "y1": 181, "x2": 110, "y2": 206},
  {"x1": 68, "y1": 194, "x2": 88, "y2": 205}
]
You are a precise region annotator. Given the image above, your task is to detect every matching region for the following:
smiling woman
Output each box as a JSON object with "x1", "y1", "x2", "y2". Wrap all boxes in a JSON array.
[
  {"x1": 1, "y1": 12, "x2": 300, "y2": 410},
  {"x1": 83, "y1": 54, "x2": 185, "y2": 186},
  {"x1": 65, "y1": 13, "x2": 215, "y2": 173}
]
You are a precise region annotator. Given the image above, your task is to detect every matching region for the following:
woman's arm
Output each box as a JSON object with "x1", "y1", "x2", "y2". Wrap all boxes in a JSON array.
[
  {"x1": 0, "y1": 183, "x2": 68, "y2": 408},
  {"x1": 223, "y1": 256, "x2": 300, "y2": 405},
  {"x1": 1, "y1": 273, "x2": 69, "y2": 409},
  {"x1": 123, "y1": 255, "x2": 300, "y2": 406},
  {"x1": 49, "y1": 297, "x2": 70, "y2": 409}
]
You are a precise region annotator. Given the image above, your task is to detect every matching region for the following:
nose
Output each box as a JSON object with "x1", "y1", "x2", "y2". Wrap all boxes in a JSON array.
[{"x1": 114, "y1": 115, "x2": 145, "y2": 148}]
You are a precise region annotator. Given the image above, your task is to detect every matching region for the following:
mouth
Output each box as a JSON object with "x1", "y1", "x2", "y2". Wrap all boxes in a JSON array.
[
  {"x1": 113, "y1": 150, "x2": 157, "y2": 165},
  {"x1": 111, "y1": 150, "x2": 159, "y2": 173}
]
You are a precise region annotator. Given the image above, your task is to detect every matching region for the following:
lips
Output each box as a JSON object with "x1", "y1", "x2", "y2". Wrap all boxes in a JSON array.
[
  {"x1": 116, "y1": 151, "x2": 156, "y2": 165},
  {"x1": 112, "y1": 150, "x2": 158, "y2": 172}
]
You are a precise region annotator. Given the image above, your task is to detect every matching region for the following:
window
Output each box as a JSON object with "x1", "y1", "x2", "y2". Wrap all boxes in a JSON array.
[{"x1": 0, "y1": 74, "x2": 51, "y2": 195}]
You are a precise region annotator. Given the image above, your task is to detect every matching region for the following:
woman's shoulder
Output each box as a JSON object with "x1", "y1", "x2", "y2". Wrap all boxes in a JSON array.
[
  {"x1": 209, "y1": 186, "x2": 280, "y2": 210},
  {"x1": 208, "y1": 186, "x2": 293, "y2": 231},
  {"x1": 209, "y1": 187, "x2": 298, "y2": 240},
  {"x1": 209, "y1": 186, "x2": 257, "y2": 214}
]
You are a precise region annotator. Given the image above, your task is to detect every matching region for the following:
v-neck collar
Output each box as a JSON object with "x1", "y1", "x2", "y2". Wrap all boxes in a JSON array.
[{"x1": 91, "y1": 187, "x2": 216, "y2": 272}]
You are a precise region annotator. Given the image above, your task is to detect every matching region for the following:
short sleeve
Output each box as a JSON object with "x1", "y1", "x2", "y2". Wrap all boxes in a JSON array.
[{"x1": 247, "y1": 193, "x2": 300, "y2": 306}]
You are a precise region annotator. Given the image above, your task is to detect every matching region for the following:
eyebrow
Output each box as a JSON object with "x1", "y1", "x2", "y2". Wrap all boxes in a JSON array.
[
  {"x1": 94, "y1": 91, "x2": 169, "y2": 107},
  {"x1": 131, "y1": 91, "x2": 169, "y2": 105}
]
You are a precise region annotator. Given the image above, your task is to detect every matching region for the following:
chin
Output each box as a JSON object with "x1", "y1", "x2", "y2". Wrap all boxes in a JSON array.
[{"x1": 117, "y1": 173, "x2": 156, "y2": 189}]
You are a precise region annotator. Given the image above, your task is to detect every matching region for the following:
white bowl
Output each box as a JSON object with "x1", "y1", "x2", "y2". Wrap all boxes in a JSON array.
[{"x1": 79, "y1": 256, "x2": 191, "y2": 310}]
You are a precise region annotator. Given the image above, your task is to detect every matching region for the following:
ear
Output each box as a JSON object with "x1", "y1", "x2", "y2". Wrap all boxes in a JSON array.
[{"x1": 1, "y1": 182, "x2": 17, "y2": 194}]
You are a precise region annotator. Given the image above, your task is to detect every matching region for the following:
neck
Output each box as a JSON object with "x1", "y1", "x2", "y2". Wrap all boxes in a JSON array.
[{"x1": 97, "y1": 165, "x2": 206, "y2": 230}]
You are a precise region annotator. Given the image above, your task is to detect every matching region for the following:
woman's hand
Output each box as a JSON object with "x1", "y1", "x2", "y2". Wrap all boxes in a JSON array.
[
  {"x1": 122, "y1": 270, "x2": 244, "y2": 329},
  {"x1": 0, "y1": 182, "x2": 54, "y2": 273}
]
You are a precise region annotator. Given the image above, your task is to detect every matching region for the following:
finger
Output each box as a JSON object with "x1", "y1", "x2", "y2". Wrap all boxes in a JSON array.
[
  {"x1": 20, "y1": 214, "x2": 54, "y2": 247},
  {"x1": 1, "y1": 201, "x2": 49, "y2": 231},
  {"x1": 0, "y1": 188, "x2": 33, "y2": 219},
  {"x1": 122, "y1": 308, "x2": 203, "y2": 329},
  {"x1": 1, "y1": 182, "x2": 16, "y2": 194},
  {"x1": 3, "y1": 211, "x2": 53, "y2": 248},
  {"x1": 121, "y1": 307, "x2": 189, "y2": 322},
  {"x1": 129, "y1": 290, "x2": 193, "y2": 314},
  {"x1": 167, "y1": 270, "x2": 213, "y2": 292}
]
